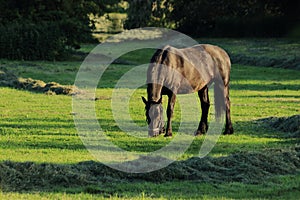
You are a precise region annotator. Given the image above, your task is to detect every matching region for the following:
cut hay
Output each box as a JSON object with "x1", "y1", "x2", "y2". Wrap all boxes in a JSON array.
[
  {"x1": 0, "y1": 148, "x2": 299, "y2": 192},
  {"x1": 260, "y1": 115, "x2": 300, "y2": 138},
  {"x1": 271, "y1": 115, "x2": 300, "y2": 138},
  {"x1": 0, "y1": 67, "x2": 81, "y2": 95}
]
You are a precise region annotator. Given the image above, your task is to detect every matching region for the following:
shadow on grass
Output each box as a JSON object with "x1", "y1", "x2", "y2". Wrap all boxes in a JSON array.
[
  {"x1": 0, "y1": 117, "x2": 171, "y2": 152},
  {"x1": 1, "y1": 113, "x2": 298, "y2": 152},
  {"x1": 230, "y1": 83, "x2": 300, "y2": 91},
  {"x1": 185, "y1": 116, "x2": 299, "y2": 157},
  {"x1": 0, "y1": 118, "x2": 76, "y2": 131}
]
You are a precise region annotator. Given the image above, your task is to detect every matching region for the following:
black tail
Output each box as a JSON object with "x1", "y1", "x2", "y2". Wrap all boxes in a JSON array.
[{"x1": 214, "y1": 78, "x2": 226, "y2": 121}]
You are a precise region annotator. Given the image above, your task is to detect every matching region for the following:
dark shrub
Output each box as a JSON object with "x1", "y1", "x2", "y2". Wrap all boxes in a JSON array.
[{"x1": 0, "y1": 22, "x2": 69, "y2": 60}]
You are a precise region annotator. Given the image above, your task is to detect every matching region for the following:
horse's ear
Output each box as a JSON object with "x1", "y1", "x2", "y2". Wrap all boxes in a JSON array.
[{"x1": 142, "y1": 96, "x2": 147, "y2": 105}]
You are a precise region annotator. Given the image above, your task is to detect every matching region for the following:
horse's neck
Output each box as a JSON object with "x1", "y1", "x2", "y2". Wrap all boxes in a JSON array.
[{"x1": 147, "y1": 83, "x2": 162, "y2": 102}]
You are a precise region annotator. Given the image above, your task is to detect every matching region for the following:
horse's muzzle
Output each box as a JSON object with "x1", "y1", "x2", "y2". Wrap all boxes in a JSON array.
[
  {"x1": 148, "y1": 126, "x2": 165, "y2": 137},
  {"x1": 148, "y1": 128, "x2": 160, "y2": 137}
]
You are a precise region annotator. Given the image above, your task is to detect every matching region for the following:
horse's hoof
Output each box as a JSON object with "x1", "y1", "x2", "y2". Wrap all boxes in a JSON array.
[
  {"x1": 198, "y1": 122, "x2": 208, "y2": 134},
  {"x1": 164, "y1": 133, "x2": 172, "y2": 137},
  {"x1": 223, "y1": 128, "x2": 234, "y2": 135},
  {"x1": 194, "y1": 130, "x2": 204, "y2": 136},
  {"x1": 159, "y1": 127, "x2": 165, "y2": 135},
  {"x1": 148, "y1": 132, "x2": 160, "y2": 137}
]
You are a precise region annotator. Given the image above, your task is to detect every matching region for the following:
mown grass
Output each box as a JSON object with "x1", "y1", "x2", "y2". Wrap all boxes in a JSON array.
[
  {"x1": 1, "y1": 64, "x2": 298, "y2": 163},
  {"x1": 198, "y1": 38, "x2": 300, "y2": 62},
  {"x1": 0, "y1": 174, "x2": 299, "y2": 199},
  {"x1": 0, "y1": 38, "x2": 300, "y2": 199}
]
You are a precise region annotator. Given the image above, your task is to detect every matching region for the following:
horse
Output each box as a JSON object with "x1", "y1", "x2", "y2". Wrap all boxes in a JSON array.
[{"x1": 142, "y1": 44, "x2": 234, "y2": 137}]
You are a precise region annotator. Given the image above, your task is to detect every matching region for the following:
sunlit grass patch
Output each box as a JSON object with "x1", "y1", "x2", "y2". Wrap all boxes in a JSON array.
[
  {"x1": 1, "y1": 64, "x2": 299, "y2": 164},
  {"x1": 0, "y1": 39, "x2": 300, "y2": 199}
]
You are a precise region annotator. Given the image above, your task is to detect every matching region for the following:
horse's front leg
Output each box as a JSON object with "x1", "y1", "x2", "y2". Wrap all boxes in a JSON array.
[{"x1": 165, "y1": 93, "x2": 176, "y2": 137}]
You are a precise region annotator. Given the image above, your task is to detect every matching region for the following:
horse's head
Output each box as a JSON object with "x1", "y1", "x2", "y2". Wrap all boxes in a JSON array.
[{"x1": 142, "y1": 96, "x2": 165, "y2": 137}]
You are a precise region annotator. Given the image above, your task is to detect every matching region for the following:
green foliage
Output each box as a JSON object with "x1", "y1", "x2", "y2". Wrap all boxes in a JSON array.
[
  {"x1": 0, "y1": 0, "x2": 122, "y2": 60},
  {"x1": 124, "y1": 0, "x2": 173, "y2": 29},
  {"x1": 171, "y1": 0, "x2": 300, "y2": 37},
  {"x1": 0, "y1": 22, "x2": 68, "y2": 60},
  {"x1": 125, "y1": 0, "x2": 300, "y2": 37}
]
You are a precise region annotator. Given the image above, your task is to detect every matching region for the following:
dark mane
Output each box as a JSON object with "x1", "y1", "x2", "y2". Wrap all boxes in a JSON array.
[{"x1": 150, "y1": 48, "x2": 164, "y2": 63}]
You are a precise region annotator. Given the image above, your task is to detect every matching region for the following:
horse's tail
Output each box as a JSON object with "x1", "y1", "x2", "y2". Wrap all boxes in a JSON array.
[{"x1": 213, "y1": 78, "x2": 226, "y2": 121}]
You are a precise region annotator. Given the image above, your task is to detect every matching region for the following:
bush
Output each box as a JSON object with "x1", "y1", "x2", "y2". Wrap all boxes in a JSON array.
[
  {"x1": 0, "y1": 22, "x2": 69, "y2": 60},
  {"x1": 0, "y1": 0, "x2": 112, "y2": 60}
]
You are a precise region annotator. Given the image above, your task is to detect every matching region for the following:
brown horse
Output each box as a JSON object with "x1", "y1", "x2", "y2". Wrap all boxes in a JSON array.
[{"x1": 142, "y1": 44, "x2": 234, "y2": 137}]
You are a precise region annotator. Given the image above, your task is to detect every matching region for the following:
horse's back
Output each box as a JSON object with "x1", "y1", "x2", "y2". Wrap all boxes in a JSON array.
[
  {"x1": 148, "y1": 44, "x2": 231, "y2": 94},
  {"x1": 200, "y1": 44, "x2": 231, "y2": 85},
  {"x1": 177, "y1": 44, "x2": 231, "y2": 86}
]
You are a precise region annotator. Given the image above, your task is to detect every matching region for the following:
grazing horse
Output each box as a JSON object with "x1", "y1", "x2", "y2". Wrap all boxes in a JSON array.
[{"x1": 142, "y1": 44, "x2": 234, "y2": 137}]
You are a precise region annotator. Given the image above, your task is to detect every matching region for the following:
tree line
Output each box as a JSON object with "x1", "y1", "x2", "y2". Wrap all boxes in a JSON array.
[
  {"x1": 125, "y1": 0, "x2": 300, "y2": 38},
  {"x1": 0, "y1": 0, "x2": 299, "y2": 60}
]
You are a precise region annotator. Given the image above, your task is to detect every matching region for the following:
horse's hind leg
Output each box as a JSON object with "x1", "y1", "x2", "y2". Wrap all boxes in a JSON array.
[
  {"x1": 195, "y1": 86, "x2": 210, "y2": 136},
  {"x1": 224, "y1": 86, "x2": 234, "y2": 134}
]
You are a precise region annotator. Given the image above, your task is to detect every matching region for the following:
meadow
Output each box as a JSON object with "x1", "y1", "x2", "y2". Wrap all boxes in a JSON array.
[{"x1": 0, "y1": 38, "x2": 299, "y2": 199}]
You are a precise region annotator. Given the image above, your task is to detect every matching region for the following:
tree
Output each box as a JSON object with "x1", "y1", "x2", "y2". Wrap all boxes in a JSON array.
[
  {"x1": 0, "y1": 0, "x2": 122, "y2": 60},
  {"x1": 169, "y1": 0, "x2": 300, "y2": 37},
  {"x1": 124, "y1": 0, "x2": 300, "y2": 37},
  {"x1": 124, "y1": 0, "x2": 173, "y2": 29}
]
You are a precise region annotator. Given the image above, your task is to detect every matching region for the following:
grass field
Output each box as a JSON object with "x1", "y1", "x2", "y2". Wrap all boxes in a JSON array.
[{"x1": 0, "y1": 38, "x2": 300, "y2": 199}]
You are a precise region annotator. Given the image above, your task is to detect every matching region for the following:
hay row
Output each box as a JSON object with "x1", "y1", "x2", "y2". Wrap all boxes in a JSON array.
[
  {"x1": 231, "y1": 54, "x2": 300, "y2": 70},
  {"x1": 259, "y1": 115, "x2": 300, "y2": 138},
  {"x1": 0, "y1": 67, "x2": 80, "y2": 95},
  {"x1": 0, "y1": 148, "x2": 299, "y2": 192}
]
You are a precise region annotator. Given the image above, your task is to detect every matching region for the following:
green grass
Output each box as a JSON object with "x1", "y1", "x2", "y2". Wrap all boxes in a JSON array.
[
  {"x1": 0, "y1": 174, "x2": 299, "y2": 199},
  {"x1": 1, "y1": 67, "x2": 297, "y2": 161},
  {"x1": 0, "y1": 60, "x2": 79, "y2": 85},
  {"x1": 198, "y1": 38, "x2": 300, "y2": 60},
  {"x1": 1, "y1": 38, "x2": 300, "y2": 199},
  {"x1": 2, "y1": 37, "x2": 298, "y2": 86},
  {"x1": 1, "y1": 64, "x2": 299, "y2": 198},
  {"x1": 0, "y1": 88, "x2": 92, "y2": 163}
]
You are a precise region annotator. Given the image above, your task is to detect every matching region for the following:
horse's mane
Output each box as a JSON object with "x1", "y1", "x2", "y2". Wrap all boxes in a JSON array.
[{"x1": 150, "y1": 48, "x2": 164, "y2": 64}]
